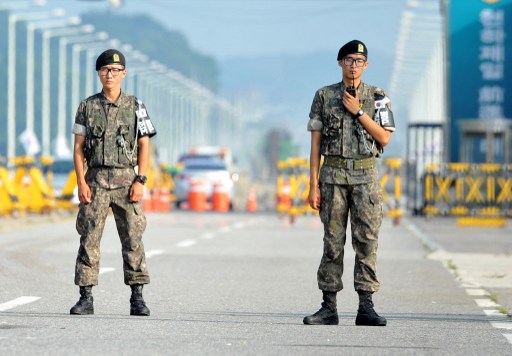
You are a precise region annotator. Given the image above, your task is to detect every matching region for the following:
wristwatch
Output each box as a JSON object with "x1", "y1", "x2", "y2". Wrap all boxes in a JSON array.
[
  {"x1": 357, "y1": 109, "x2": 365, "y2": 118},
  {"x1": 135, "y1": 175, "x2": 147, "y2": 185}
]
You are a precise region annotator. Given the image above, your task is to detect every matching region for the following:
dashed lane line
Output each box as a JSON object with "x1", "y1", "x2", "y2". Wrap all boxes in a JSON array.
[
  {"x1": 179, "y1": 221, "x2": 249, "y2": 246},
  {"x1": 95, "y1": 249, "x2": 165, "y2": 276},
  {"x1": 465, "y1": 288, "x2": 488, "y2": 296},
  {"x1": 176, "y1": 239, "x2": 197, "y2": 248},
  {"x1": 474, "y1": 299, "x2": 499, "y2": 308},
  {"x1": 0, "y1": 296, "x2": 41, "y2": 311},
  {"x1": 406, "y1": 219, "x2": 512, "y2": 346},
  {"x1": 99, "y1": 267, "x2": 115, "y2": 275},
  {"x1": 490, "y1": 322, "x2": 512, "y2": 330},
  {"x1": 232, "y1": 222, "x2": 246, "y2": 229},
  {"x1": 483, "y1": 309, "x2": 507, "y2": 317},
  {"x1": 146, "y1": 249, "x2": 165, "y2": 258}
]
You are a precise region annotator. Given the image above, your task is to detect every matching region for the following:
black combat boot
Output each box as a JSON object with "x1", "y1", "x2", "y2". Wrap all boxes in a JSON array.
[
  {"x1": 303, "y1": 291, "x2": 339, "y2": 325},
  {"x1": 70, "y1": 286, "x2": 94, "y2": 315},
  {"x1": 355, "y1": 291, "x2": 386, "y2": 326},
  {"x1": 130, "y1": 284, "x2": 150, "y2": 316}
]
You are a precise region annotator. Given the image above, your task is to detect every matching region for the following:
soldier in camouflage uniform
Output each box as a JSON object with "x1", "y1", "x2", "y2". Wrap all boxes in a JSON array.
[
  {"x1": 70, "y1": 49, "x2": 156, "y2": 316},
  {"x1": 303, "y1": 40, "x2": 395, "y2": 326}
]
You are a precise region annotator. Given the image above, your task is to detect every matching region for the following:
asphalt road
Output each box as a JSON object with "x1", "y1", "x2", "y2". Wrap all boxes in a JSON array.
[{"x1": 0, "y1": 211, "x2": 511, "y2": 355}]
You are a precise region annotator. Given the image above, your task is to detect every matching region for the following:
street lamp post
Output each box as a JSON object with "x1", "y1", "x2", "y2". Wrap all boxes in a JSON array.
[
  {"x1": 25, "y1": 15, "x2": 74, "y2": 138},
  {"x1": 69, "y1": 37, "x2": 116, "y2": 146},
  {"x1": 6, "y1": 10, "x2": 57, "y2": 159},
  {"x1": 39, "y1": 24, "x2": 94, "y2": 156},
  {"x1": 55, "y1": 31, "x2": 107, "y2": 157}
]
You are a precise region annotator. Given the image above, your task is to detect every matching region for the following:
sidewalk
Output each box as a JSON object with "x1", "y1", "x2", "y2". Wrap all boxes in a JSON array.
[{"x1": 403, "y1": 215, "x2": 512, "y2": 316}]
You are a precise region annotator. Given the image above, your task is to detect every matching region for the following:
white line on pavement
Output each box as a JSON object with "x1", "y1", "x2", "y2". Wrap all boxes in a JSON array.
[
  {"x1": 466, "y1": 288, "x2": 488, "y2": 296},
  {"x1": 483, "y1": 309, "x2": 508, "y2": 317},
  {"x1": 0, "y1": 296, "x2": 40, "y2": 311},
  {"x1": 176, "y1": 240, "x2": 197, "y2": 248},
  {"x1": 146, "y1": 249, "x2": 165, "y2": 258},
  {"x1": 503, "y1": 334, "x2": 512, "y2": 344},
  {"x1": 218, "y1": 227, "x2": 232, "y2": 233},
  {"x1": 491, "y1": 322, "x2": 512, "y2": 330},
  {"x1": 99, "y1": 267, "x2": 115, "y2": 275},
  {"x1": 474, "y1": 299, "x2": 499, "y2": 308},
  {"x1": 201, "y1": 232, "x2": 215, "y2": 239},
  {"x1": 232, "y1": 222, "x2": 245, "y2": 229}
]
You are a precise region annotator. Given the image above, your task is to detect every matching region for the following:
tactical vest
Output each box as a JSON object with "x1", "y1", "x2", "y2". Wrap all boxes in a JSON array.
[
  {"x1": 320, "y1": 82, "x2": 383, "y2": 158},
  {"x1": 84, "y1": 94, "x2": 138, "y2": 168}
]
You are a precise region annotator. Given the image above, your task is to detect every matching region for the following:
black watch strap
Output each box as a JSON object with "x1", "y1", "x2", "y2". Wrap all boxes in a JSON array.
[{"x1": 135, "y1": 175, "x2": 147, "y2": 185}]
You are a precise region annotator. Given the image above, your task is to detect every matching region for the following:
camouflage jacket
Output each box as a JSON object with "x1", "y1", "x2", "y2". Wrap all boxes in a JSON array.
[
  {"x1": 307, "y1": 81, "x2": 391, "y2": 158},
  {"x1": 73, "y1": 91, "x2": 139, "y2": 168},
  {"x1": 307, "y1": 81, "x2": 391, "y2": 185}
]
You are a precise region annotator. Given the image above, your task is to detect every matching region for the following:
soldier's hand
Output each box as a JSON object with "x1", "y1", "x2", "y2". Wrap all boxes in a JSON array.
[
  {"x1": 130, "y1": 182, "x2": 144, "y2": 202},
  {"x1": 78, "y1": 183, "x2": 92, "y2": 204},
  {"x1": 308, "y1": 186, "x2": 321, "y2": 210},
  {"x1": 342, "y1": 90, "x2": 360, "y2": 115}
]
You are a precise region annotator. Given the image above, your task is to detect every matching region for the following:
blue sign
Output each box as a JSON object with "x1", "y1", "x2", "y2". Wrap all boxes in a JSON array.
[{"x1": 449, "y1": 0, "x2": 512, "y2": 161}]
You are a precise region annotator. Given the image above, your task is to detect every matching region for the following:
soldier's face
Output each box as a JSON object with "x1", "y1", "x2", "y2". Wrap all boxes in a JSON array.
[
  {"x1": 339, "y1": 54, "x2": 368, "y2": 78},
  {"x1": 97, "y1": 65, "x2": 126, "y2": 89}
]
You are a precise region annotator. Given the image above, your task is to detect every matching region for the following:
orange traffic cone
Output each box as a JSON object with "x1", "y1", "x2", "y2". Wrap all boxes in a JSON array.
[
  {"x1": 246, "y1": 187, "x2": 258, "y2": 212},
  {"x1": 152, "y1": 188, "x2": 171, "y2": 212},
  {"x1": 212, "y1": 182, "x2": 230, "y2": 212},
  {"x1": 142, "y1": 186, "x2": 153, "y2": 212},
  {"x1": 188, "y1": 180, "x2": 207, "y2": 212}
]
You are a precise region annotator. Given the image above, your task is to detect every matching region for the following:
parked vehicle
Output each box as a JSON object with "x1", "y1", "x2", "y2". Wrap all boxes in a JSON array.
[{"x1": 174, "y1": 158, "x2": 236, "y2": 209}]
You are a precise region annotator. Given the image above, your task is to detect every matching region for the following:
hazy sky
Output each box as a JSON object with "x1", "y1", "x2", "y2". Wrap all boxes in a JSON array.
[{"x1": 45, "y1": 0, "x2": 408, "y2": 60}]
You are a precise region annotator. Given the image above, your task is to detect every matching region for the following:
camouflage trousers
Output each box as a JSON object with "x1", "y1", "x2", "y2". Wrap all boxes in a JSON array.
[
  {"x1": 74, "y1": 185, "x2": 150, "y2": 286},
  {"x1": 317, "y1": 180, "x2": 383, "y2": 293}
]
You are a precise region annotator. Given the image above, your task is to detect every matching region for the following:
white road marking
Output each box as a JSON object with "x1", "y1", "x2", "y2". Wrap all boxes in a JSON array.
[
  {"x1": 483, "y1": 309, "x2": 507, "y2": 317},
  {"x1": 460, "y1": 282, "x2": 481, "y2": 288},
  {"x1": 99, "y1": 267, "x2": 115, "y2": 275},
  {"x1": 218, "y1": 227, "x2": 232, "y2": 233},
  {"x1": 176, "y1": 239, "x2": 197, "y2": 248},
  {"x1": 503, "y1": 334, "x2": 512, "y2": 344},
  {"x1": 201, "y1": 232, "x2": 215, "y2": 239},
  {"x1": 232, "y1": 222, "x2": 245, "y2": 229},
  {"x1": 491, "y1": 322, "x2": 512, "y2": 330},
  {"x1": 466, "y1": 288, "x2": 488, "y2": 296},
  {"x1": 0, "y1": 296, "x2": 40, "y2": 311},
  {"x1": 146, "y1": 249, "x2": 165, "y2": 258},
  {"x1": 474, "y1": 299, "x2": 499, "y2": 308}
]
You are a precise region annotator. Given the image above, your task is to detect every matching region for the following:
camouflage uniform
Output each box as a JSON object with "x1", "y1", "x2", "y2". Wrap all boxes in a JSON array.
[
  {"x1": 72, "y1": 91, "x2": 154, "y2": 286},
  {"x1": 307, "y1": 81, "x2": 391, "y2": 293}
]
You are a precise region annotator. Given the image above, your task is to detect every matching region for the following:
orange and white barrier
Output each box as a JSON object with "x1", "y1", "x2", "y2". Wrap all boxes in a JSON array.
[
  {"x1": 212, "y1": 182, "x2": 230, "y2": 212},
  {"x1": 152, "y1": 188, "x2": 172, "y2": 212},
  {"x1": 188, "y1": 180, "x2": 207, "y2": 212},
  {"x1": 142, "y1": 186, "x2": 153, "y2": 212},
  {"x1": 246, "y1": 187, "x2": 258, "y2": 212}
]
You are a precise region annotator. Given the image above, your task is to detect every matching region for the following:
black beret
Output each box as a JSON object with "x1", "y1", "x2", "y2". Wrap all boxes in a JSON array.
[
  {"x1": 337, "y1": 40, "x2": 368, "y2": 61},
  {"x1": 96, "y1": 49, "x2": 126, "y2": 70}
]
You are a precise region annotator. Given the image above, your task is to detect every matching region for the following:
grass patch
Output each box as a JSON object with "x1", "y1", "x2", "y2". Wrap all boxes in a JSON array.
[
  {"x1": 489, "y1": 293, "x2": 498, "y2": 303},
  {"x1": 447, "y1": 259, "x2": 457, "y2": 272},
  {"x1": 497, "y1": 307, "x2": 510, "y2": 316}
]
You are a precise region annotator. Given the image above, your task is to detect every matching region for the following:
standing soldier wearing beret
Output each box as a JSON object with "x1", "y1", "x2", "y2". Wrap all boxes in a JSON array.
[
  {"x1": 70, "y1": 49, "x2": 157, "y2": 316},
  {"x1": 303, "y1": 40, "x2": 395, "y2": 326}
]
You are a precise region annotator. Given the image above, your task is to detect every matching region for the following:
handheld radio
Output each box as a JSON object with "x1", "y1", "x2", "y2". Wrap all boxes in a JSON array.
[{"x1": 346, "y1": 74, "x2": 356, "y2": 97}]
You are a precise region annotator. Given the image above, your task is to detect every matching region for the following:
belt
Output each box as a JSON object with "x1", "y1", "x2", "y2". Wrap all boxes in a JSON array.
[{"x1": 323, "y1": 156, "x2": 376, "y2": 170}]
